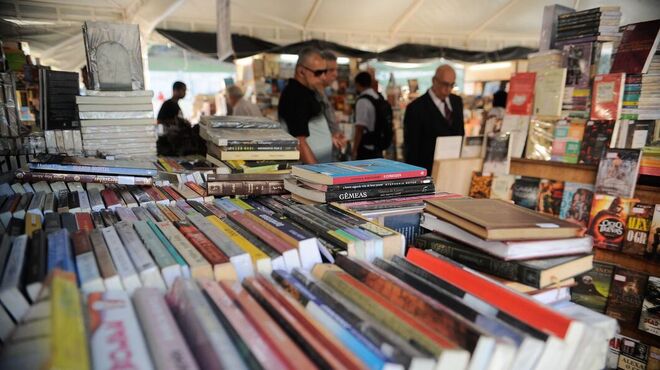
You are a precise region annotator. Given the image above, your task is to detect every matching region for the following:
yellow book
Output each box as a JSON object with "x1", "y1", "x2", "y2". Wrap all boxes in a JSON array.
[
  {"x1": 51, "y1": 270, "x2": 90, "y2": 370},
  {"x1": 207, "y1": 216, "x2": 272, "y2": 274},
  {"x1": 229, "y1": 198, "x2": 253, "y2": 210},
  {"x1": 25, "y1": 213, "x2": 42, "y2": 238}
]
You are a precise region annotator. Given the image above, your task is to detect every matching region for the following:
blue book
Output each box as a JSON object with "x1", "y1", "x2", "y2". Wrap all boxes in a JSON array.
[
  {"x1": 291, "y1": 159, "x2": 427, "y2": 185},
  {"x1": 214, "y1": 198, "x2": 244, "y2": 214},
  {"x1": 46, "y1": 228, "x2": 75, "y2": 273}
]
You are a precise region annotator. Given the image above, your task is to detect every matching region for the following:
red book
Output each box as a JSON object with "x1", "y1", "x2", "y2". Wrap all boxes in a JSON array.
[
  {"x1": 75, "y1": 212, "x2": 94, "y2": 231},
  {"x1": 185, "y1": 181, "x2": 208, "y2": 197},
  {"x1": 591, "y1": 73, "x2": 625, "y2": 121},
  {"x1": 175, "y1": 221, "x2": 229, "y2": 265},
  {"x1": 160, "y1": 185, "x2": 184, "y2": 202},
  {"x1": 142, "y1": 186, "x2": 168, "y2": 205},
  {"x1": 610, "y1": 20, "x2": 660, "y2": 74},
  {"x1": 506, "y1": 72, "x2": 536, "y2": 115},
  {"x1": 291, "y1": 159, "x2": 427, "y2": 186},
  {"x1": 100, "y1": 188, "x2": 122, "y2": 209},
  {"x1": 406, "y1": 248, "x2": 582, "y2": 342},
  {"x1": 227, "y1": 211, "x2": 298, "y2": 262}
]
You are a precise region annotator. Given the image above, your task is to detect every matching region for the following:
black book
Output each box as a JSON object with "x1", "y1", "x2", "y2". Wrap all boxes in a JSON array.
[
  {"x1": 43, "y1": 193, "x2": 56, "y2": 214},
  {"x1": 67, "y1": 191, "x2": 81, "y2": 213},
  {"x1": 6, "y1": 217, "x2": 25, "y2": 237},
  {"x1": 186, "y1": 200, "x2": 213, "y2": 217},
  {"x1": 91, "y1": 211, "x2": 105, "y2": 228},
  {"x1": 13, "y1": 192, "x2": 33, "y2": 219},
  {"x1": 56, "y1": 189, "x2": 69, "y2": 213},
  {"x1": 43, "y1": 212, "x2": 61, "y2": 234},
  {"x1": 23, "y1": 230, "x2": 47, "y2": 301},
  {"x1": 60, "y1": 212, "x2": 78, "y2": 234},
  {"x1": 100, "y1": 209, "x2": 118, "y2": 226}
]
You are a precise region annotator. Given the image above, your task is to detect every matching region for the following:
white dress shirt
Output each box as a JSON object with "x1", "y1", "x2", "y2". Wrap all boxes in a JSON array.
[{"x1": 428, "y1": 89, "x2": 452, "y2": 120}]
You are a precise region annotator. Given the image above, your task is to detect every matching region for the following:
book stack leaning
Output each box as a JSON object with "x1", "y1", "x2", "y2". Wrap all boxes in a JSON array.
[{"x1": 200, "y1": 116, "x2": 299, "y2": 196}]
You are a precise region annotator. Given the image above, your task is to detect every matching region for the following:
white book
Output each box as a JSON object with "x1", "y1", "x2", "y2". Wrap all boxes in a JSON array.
[
  {"x1": 73, "y1": 130, "x2": 83, "y2": 154},
  {"x1": 76, "y1": 252, "x2": 105, "y2": 294},
  {"x1": 88, "y1": 291, "x2": 154, "y2": 370},
  {"x1": 31, "y1": 182, "x2": 51, "y2": 194},
  {"x1": 0, "y1": 235, "x2": 29, "y2": 321},
  {"x1": 155, "y1": 221, "x2": 213, "y2": 280},
  {"x1": 77, "y1": 95, "x2": 153, "y2": 105},
  {"x1": 77, "y1": 190, "x2": 91, "y2": 213},
  {"x1": 62, "y1": 130, "x2": 74, "y2": 155},
  {"x1": 66, "y1": 182, "x2": 84, "y2": 192},
  {"x1": 49, "y1": 181, "x2": 68, "y2": 193},
  {"x1": 186, "y1": 213, "x2": 254, "y2": 281},
  {"x1": 133, "y1": 221, "x2": 182, "y2": 288},
  {"x1": 78, "y1": 104, "x2": 153, "y2": 112},
  {"x1": 11, "y1": 317, "x2": 51, "y2": 341},
  {"x1": 21, "y1": 183, "x2": 34, "y2": 193},
  {"x1": 114, "y1": 221, "x2": 166, "y2": 292},
  {"x1": 21, "y1": 300, "x2": 51, "y2": 323},
  {"x1": 101, "y1": 226, "x2": 141, "y2": 294},
  {"x1": 10, "y1": 183, "x2": 25, "y2": 195},
  {"x1": 84, "y1": 90, "x2": 154, "y2": 97},
  {"x1": 43, "y1": 193, "x2": 56, "y2": 214},
  {"x1": 132, "y1": 288, "x2": 199, "y2": 370}
]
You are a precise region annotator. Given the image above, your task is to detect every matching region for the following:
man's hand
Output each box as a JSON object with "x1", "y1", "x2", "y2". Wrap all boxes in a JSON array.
[
  {"x1": 297, "y1": 136, "x2": 318, "y2": 164},
  {"x1": 332, "y1": 132, "x2": 347, "y2": 149}
]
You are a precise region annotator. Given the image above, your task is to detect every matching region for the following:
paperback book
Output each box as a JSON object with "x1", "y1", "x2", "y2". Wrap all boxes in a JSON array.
[
  {"x1": 500, "y1": 115, "x2": 530, "y2": 158},
  {"x1": 533, "y1": 68, "x2": 567, "y2": 117},
  {"x1": 622, "y1": 203, "x2": 654, "y2": 257},
  {"x1": 562, "y1": 42, "x2": 593, "y2": 88},
  {"x1": 578, "y1": 120, "x2": 615, "y2": 165},
  {"x1": 511, "y1": 177, "x2": 541, "y2": 210},
  {"x1": 536, "y1": 179, "x2": 564, "y2": 216},
  {"x1": 588, "y1": 194, "x2": 636, "y2": 250},
  {"x1": 291, "y1": 159, "x2": 427, "y2": 185},
  {"x1": 610, "y1": 20, "x2": 660, "y2": 74},
  {"x1": 648, "y1": 205, "x2": 660, "y2": 260},
  {"x1": 638, "y1": 275, "x2": 660, "y2": 336},
  {"x1": 506, "y1": 72, "x2": 536, "y2": 115},
  {"x1": 482, "y1": 133, "x2": 511, "y2": 175},
  {"x1": 570, "y1": 261, "x2": 615, "y2": 313},
  {"x1": 559, "y1": 182, "x2": 595, "y2": 228},
  {"x1": 594, "y1": 148, "x2": 642, "y2": 198},
  {"x1": 489, "y1": 174, "x2": 517, "y2": 201},
  {"x1": 525, "y1": 118, "x2": 556, "y2": 161},
  {"x1": 606, "y1": 267, "x2": 648, "y2": 324},
  {"x1": 550, "y1": 119, "x2": 585, "y2": 163},
  {"x1": 468, "y1": 172, "x2": 492, "y2": 199}
]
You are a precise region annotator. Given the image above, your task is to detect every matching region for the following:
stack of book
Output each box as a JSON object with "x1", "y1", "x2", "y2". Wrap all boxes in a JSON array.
[
  {"x1": 284, "y1": 158, "x2": 435, "y2": 204},
  {"x1": 200, "y1": 116, "x2": 299, "y2": 196},
  {"x1": 419, "y1": 198, "x2": 594, "y2": 305},
  {"x1": 555, "y1": 6, "x2": 622, "y2": 44},
  {"x1": 527, "y1": 50, "x2": 563, "y2": 72},
  {"x1": 76, "y1": 90, "x2": 157, "y2": 158}
]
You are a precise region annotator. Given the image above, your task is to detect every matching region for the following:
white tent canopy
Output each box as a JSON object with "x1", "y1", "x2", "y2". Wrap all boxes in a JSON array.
[{"x1": 1, "y1": 0, "x2": 659, "y2": 70}]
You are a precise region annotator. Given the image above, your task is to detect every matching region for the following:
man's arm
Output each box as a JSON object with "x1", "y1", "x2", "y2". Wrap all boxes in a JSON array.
[{"x1": 297, "y1": 136, "x2": 318, "y2": 164}]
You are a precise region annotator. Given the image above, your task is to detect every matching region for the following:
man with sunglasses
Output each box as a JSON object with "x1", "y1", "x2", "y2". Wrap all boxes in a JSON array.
[
  {"x1": 278, "y1": 48, "x2": 333, "y2": 164},
  {"x1": 403, "y1": 64, "x2": 464, "y2": 173}
]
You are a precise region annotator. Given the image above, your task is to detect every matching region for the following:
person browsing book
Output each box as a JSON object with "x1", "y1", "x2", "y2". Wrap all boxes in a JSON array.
[
  {"x1": 226, "y1": 85, "x2": 262, "y2": 117},
  {"x1": 352, "y1": 72, "x2": 382, "y2": 160},
  {"x1": 318, "y1": 50, "x2": 347, "y2": 156},
  {"x1": 404, "y1": 65, "x2": 464, "y2": 173},
  {"x1": 158, "y1": 81, "x2": 186, "y2": 126},
  {"x1": 278, "y1": 47, "x2": 333, "y2": 164}
]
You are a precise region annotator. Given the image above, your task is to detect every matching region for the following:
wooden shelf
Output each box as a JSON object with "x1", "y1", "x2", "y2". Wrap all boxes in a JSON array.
[
  {"x1": 594, "y1": 249, "x2": 660, "y2": 276},
  {"x1": 510, "y1": 158, "x2": 597, "y2": 183}
]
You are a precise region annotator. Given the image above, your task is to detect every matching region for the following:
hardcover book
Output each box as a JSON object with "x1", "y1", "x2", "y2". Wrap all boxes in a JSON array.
[
  {"x1": 606, "y1": 267, "x2": 648, "y2": 324},
  {"x1": 638, "y1": 275, "x2": 660, "y2": 336},
  {"x1": 610, "y1": 20, "x2": 660, "y2": 74},
  {"x1": 588, "y1": 194, "x2": 636, "y2": 250},
  {"x1": 482, "y1": 133, "x2": 512, "y2": 176},
  {"x1": 506, "y1": 72, "x2": 536, "y2": 115},
  {"x1": 570, "y1": 261, "x2": 614, "y2": 313},
  {"x1": 562, "y1": 42, "x2": 593, "y2": 88},
  {"x1": 647, "y1": 205, "x2": 660, "y2": 261},
  {"x1": 511, "y1": 176, "x2": 541, "y2": 210},
  {"x1": 468, "y1": 172, "x2": 492, "y2": 199},
  {"x1": 578, "y1": 120, "x2": 615, "y2": 165},
  {"x1": 622, "y1": 203, "x2": 654, "y2": 257},
  {"x1": 536, "y1": 179, "x2": 564, "y2": 216},
  {"x1": 559, "y1": 182, "x2": 595, "y2": 227},
  {"x1": 591, "y1": 73, "x2": 625, "y2": 121},
  {"x1": 533, "y1": 68, "x2": 567, "y2": 117},
  {"x1": 594, "y1": 148, "x2": 642, "y2": 198},
  {"x1": 291, "y1": 158, "x2": 427, "y2": 185},
  {"x1": 489, "y1": 174, "x2": 517, "y2": 201}
]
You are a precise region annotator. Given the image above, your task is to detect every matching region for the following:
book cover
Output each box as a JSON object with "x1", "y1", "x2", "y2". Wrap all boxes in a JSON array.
[
  {"x1": 562, "y1": 42, "x2": 593, "y2": 88},
  {"x1": 460, "y1": 136, "x2": 484, "y2": 158},
  {"x1": 578, "y1": 120, "x2": 615, "y2": 165},
  {"x1": 610, "y1": 20, "x2": 660, "y2": 74},
  {"x1": 500, "y1": 115, "x2": 530, "y2": 158},
  {"x1": 638, "y1": 275, "x2": 660, "y2": 336},
  {"x1": 550, "y1": 119, "x2": 585, "y2": 163},
  {"x1": 291, "y1": 158, "x2": 427, "y2": 185},
  {"x1": 506, "y1": 72, "x2": 536, "y2": 115},
  {"x1": 647, "y1": 205, "x2": 660, "y2": 261},
  {"x1": 649, "y1": 346, "x2": 660, "y2": 370},
  {"x1": 594, "y1": 148, "x2": 642, "y2": 198},
  {"x1": 482, "y1": 133, "x2": 512, "y2": 175},
  {"x1": 559, "y1": 182, "x2": 595, "y2": 227},
  {"x1": 591, "y1": 73, "x2": 625, "y2": 120},
  {"x1": 489, "y1": 174, "x2": 517, "y2": 201},
  {"x1": 468, "y1": 172, "x2": 492, "y2": 199},
  {"x1": 533, "y1": 68, "x2": 567, "y2": 117},
  {"x1": 588, "y1": 194, "x2": 636, "y2": 250},
  {"x1": 622, "y1": 203, "x2": 654, "y2": 257},
  {"x1": 570, "y1": 261, "x2": 614, "y2": 313},
  {"x1": 606, "y1": 267, "x2": 648, "y2": 324},
  {"x1": 617, "y1": 335, "x2": 650, "y2": 370},
  {"x1": 536, "y1": 179, "x2": 564, "y2": 216},
  {"x1": 201, "y1": 126, "x2": 298, "y2": 147},
  {"x1": 525, "y1": 118, "x2": 556, "y2": 161},
  {"x1": 511, "y1": 177, "x2": 541, "y2": 210}
]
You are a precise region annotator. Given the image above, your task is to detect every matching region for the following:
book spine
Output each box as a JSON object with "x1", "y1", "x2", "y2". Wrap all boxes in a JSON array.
[
  {"x1": 167, "y1": 204, "x2": 188, "y2": 221},
  {"x1": 100, "y1": 189, "x2": 122, "y2": 209},
  {"x1": 206, "y1": 181, "x2": 285, "y2": 196},
  {"x1": 175, "y1": 200, "x2": 196, "y2": 216},
  {"x1": 101, "y1": 226, "x2": 142, "y2": 293},
  {"x1": 15, "y1": 170, "x2": 153, "y2": 186},
  {"x1": 175, "y1": 220, "x2": 236, "y2": 281},
  {"x1": 325, "y1": 183, "x2": 435, "y2": 202},
  {"x1": 115, "y1": 221, "x2": 166, "y2": 291},
  {"x1": 76, "y1": 250, "x2": 105, "y2": 294},
  {"x1": 119, "y1": 188, "x2": 138, "y2": 207},
  {"x1": 132, "y1": 288, "x2": 199, "y2": 370},
  {"x1": 51, "y1": 271, "x2": 91, "y2": 370},
  {"x1": 0, "y1": 235, "x2": 29, "y2": 321},
  {"x1": 146, "y1": 220, "x2": 189, "y2": 277},
  {"x1": 221, "y1": 145, "x2": 298, "y2": 151},
  {"x1": 87, "y1": 291, "x2": 154, "y2": 370},
  {"x1": 145, "y1": 203, "x2": 167, "y2": 222},
  {"x1": 23, "y1": 230, "x2": 47, "y2": 300},
  {"x1": 47, "y1": 228, "x2": 76, "y2": 273},
  {"x1": 186, "y1": 201, "x2": 213, "y2": 217},
  {"x1": 155, "y1": 221, "x2": 213, "y2": 280},
  {"x1": 326, "y1": 177, "x2": 432, "y2": 191},
  {"x1": 207, "y1": 216, "x2": 272, "y2": 274},
  {"x1": 115, "y1": 207, "x2": 138, "y2": 222},
  {"x1": 28, "y1": 162, "x2": 157, "y2": 177},
  {"x1": 330, "y1": 169, "x2": 428, "y2": 185}
]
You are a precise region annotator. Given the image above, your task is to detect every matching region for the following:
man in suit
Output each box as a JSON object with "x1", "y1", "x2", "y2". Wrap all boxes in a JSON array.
[{"x1": 403, "y1": 65, "x2": 464, "y2": 173}]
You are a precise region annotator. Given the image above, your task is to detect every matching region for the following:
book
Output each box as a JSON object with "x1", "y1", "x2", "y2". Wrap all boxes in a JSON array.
[
  {"x1": 648, "y1": 205, "x2": 660, "y2": 261},
  {"x1": 618, "y1": 336, "x2": 649, "y2": 370},
  {"x1": 562, "y1": 42, "x2": 593, "y2": 88},
  {"x1": 578, "y1": 120, "x2": 615, "y2": 165},
  {"x1": 101, "y1": 226, "x2": 142, "y2": 293},
  {"x1": 424, "y1": 198, "x2": 582, "y2": 241},
  {"x1": 47, "y1": 228, "x2": 75, "y2": 273},
  {"x1": 0, "y1": 235, "x2": 29, "y2": 321},
  {"x1": 284, "y1": 177, "x2": 434, "y2": 203},
  {"x1": 200, "y1": 126, "x2": 298, "y2": 147},
  {"x1": 432, "y1": 136, "x2": 462, "y2": 160},
  {"x1": 506, "y1": 72, "x2": 536, "y2": 115},
  {"x1": 175, "y1": 220, "x2": 237, "y2": 281},
  {"x1": 207, "y1": 180, "x2": 286, "y2": 196},
  {"x1": 71, "y1": 230, "x2": 105, "y2": 294},
  {"x1": 559, "y1": 182, "x2": 595, "y2": 227},
  {"x1": 594, "y1": 148, "x2": 642, "y2": 198},
  {"x1": 15, "y1": 170, "x2": 153, "y2": 186},
  {"x1": 420, "y1": 214, "x2": 593, "y2": 260},
  {"x1": 511, "y1": 176, "x2": 540, "y2": 210},
  {"x1": 500, "y1": 115, "x2": 530, "y2": 158},
  {"x1": 87, "y1": 291, "x2": 153, "y2": 370},
  {"x1": 525, "y1": 118, "x2": 556, "y2": 161},
  {"x1": 482, "y1": 133, "x2": 511, "y2": 175},
  {"x1": 467, "y1": 172, "x2": 492, "y2": 199},
  {"x1": 591, "y1": 73, "x2": 625, "y2": 120},
  {"x1": 605, "y1": 267, "x2": 648, "y2": 324},
  {"x1": 536, "y1": 179, "x2": 564, "y2": 216},
  {"x1": 291, "y1": 158, "x2": 427, "y2": 185},
  {"x1": 588, "y1": 194, "x2": 636, "y2": 250},
  {"x1": 610, "y1": 20, "x2": 660, "y2": 74},
  {"x1": 200, "y1": 115, "x2": 282, "y2": 129},
  {"x1": 460, "y1": 136, "x2": 484, "y2": 158},
  {"x1": 416, "y1": 233, "x2": 592, "y2": 288},
  {"x1": 132, "y1": 221, "x2": 183, "y2": 287},
  {"x1": 154, "y1": 221, "x2": 213, "y2": 280},
  {"x1": 115, "y1": 221, "x2": 166, "y2": 291},
  {"x1": 550, "y1": 119, "x2": 585, "y2": 163},
  {"x1": 489, "y1": 175, "x2": 516, "y2": 201},
  {"x1": 533, "y1": 68, "x2": 567, "y2": 117},
  {"x1": 622, "y1": 203, "x2": 654, "y2": 257},
  {"x1": 638, "y1": 275, "x2": 660, "y2": 336},
  {"x1": 570, "y1": 261, "x2": 614, "y2": 313},
  {"x1": 29, "y1": 154, "x2": 157, "y2": 177},
  {"x1": 23, "y1": 230, "x2": 47, "y2": 301}
]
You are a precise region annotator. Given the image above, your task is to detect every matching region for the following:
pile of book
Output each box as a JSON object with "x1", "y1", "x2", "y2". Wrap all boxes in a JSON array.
[
  {"x1": 555, "y1": 6, "x2": 622, "y2": 44},
  {"x1": 200, "y1": 116, "x2": 299, "y2": 196},
  {"x1": 284, "y1": 158, "x2": 435, "y2": 204}
]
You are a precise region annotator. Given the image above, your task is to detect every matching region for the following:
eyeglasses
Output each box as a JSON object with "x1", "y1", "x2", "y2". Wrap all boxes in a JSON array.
[{"x1": 302, "y1": 65, "x2": 328, "y2": 77}]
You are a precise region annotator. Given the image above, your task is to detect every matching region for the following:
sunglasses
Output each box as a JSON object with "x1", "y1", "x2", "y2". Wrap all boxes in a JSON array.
[{"x1": 302, "y1": 65, "x2": 328, "y2": 77}]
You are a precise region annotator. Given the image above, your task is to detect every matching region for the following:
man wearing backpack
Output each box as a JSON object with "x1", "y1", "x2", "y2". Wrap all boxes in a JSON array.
[{"x1": 352, "y1": 72, "x2": 393, "y2": 160}]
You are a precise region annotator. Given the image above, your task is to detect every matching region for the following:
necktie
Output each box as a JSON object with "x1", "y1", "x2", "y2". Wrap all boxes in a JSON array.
[{"x1": 444, "y1": 101, "x2": 452, "y2": 124}]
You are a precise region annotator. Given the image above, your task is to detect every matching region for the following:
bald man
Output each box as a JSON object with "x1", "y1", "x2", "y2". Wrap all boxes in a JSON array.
[{"x1": 403, "y1": 65, "x2": 464, "y2": 173}]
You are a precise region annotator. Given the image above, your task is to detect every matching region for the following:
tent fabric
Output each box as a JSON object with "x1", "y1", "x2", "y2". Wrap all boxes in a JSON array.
[{"x1": 156, "y1": 29, "x2": 536, "y2": 63}]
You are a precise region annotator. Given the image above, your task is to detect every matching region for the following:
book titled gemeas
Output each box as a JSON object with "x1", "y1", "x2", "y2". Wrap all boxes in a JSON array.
[
  {"x1": 424, "y1": 198, "x2": 582, "y2": 240},
  {"x1": 291, "y1": 159, "x2": 427, "y2": 185},
  {"x1": 594, "y1": 148, "x2": 642, "y2": 198}
]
